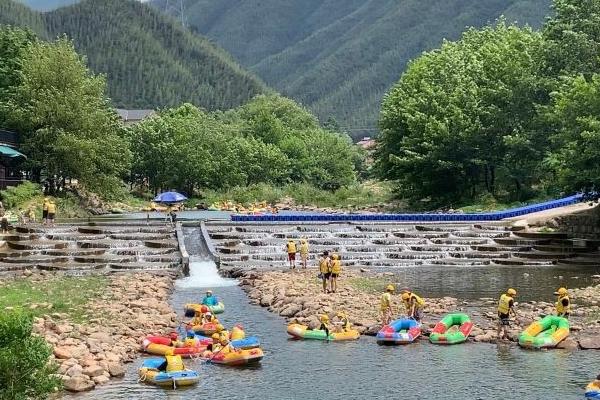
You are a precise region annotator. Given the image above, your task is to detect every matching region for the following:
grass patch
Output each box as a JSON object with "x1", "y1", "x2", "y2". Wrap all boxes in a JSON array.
[
  {"x1": 458, "y1": 193, "x2": 556, "y2": 213},
  {"x1": 347, "y1": 276, "x2": 390, "y2": 294},
  {"x1": 0, "y1": 276, "x2": 108, "y2": 323}
]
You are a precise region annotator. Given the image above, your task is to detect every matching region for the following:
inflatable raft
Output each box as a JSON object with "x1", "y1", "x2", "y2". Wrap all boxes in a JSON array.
[
  {"x1": 138, "y1": 357, "x2": 200, "y2": 388},
  {"x1": 518, "y1": 315, "x2": 570, "y2": 349},
  {"x1": 190, "y1": 321, "x2": 223, "y2": 336},
  {"x1": 286, "y1": 323, "x2": 360, "y2": 341},
  {"x1": 184, "y1": 302, "x2": 225, "y2": 316},
  {"x1": 586, "y1": 381, "x2": 600, "y2": 398},
  {"x1": 202, "y1": 347, "x2": 264, "y2": 366},
  {"x1": 376, "y1": 318, "x2": 421, "y2": 345},
  {"x1": 429, "y1": 313, "x2": 473, "y2": 345}
]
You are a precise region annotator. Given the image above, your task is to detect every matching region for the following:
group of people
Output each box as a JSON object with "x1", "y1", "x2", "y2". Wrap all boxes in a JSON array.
[
  {"x1": 318, "y1": 251, "x2": 342, "y2": 293},
  {"x1": 42, "y1": 197, "x2": 57, "y2": 225},
  {"x1": 285, "y1": 238, "x2": 309, "y2": 269},
  {"x1": 496, "y1": 286, "x2": 570, "y2": 340},
  {"x1": 380, "y1": 285, "x2": 425, "y2": 326}
]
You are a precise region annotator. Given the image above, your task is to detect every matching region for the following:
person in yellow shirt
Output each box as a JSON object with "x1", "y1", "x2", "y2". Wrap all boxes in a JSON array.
[
  {"x1": 329, "y1": 253, "x2": 342, "y2": 293},
  {"x1": 497, "y1": 288, "x2": 517, "y2": 340},
  {"x1": 46, "y1": 201, "x2": 57, "y2": 226},
  {"x1": 42, "y1": 197, "x2": 49, "y2": 225},
  {"x1": 286, "y1": 239, "x2": 297, "y2": 269},
  {"x1": 554, "y1": 287, "x2": 570, "y2": 318},
  {"x1": 318, "y1": 314, "x2": 331, "y2": 337},
  {"x1": 318, "y1": 251, "x2": 331, "y2": 293},
  {"x1": 299, "y1": 238, "x2": 309, "y2": 269},
  {"x1": 27, "y1": 207, "x2": 36, "y2": 224},
  {"x1": 380, "y1": 284, "x2": 395, "y2": 326},
  {"x1": 401, "y1": 291, "x2": 425, "y2": 322},
  {"x1": 334, "y1": 311, "x2": 352, "y2": 332}
]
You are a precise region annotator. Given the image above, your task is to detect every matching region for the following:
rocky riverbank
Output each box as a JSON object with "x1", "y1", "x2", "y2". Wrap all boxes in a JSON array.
[
  {"x1": 229, "y1": 268, "x2": 600, "y2": 350},
  {"x1": 31, "y1": 273, "x2": 177, "y2": 392}
]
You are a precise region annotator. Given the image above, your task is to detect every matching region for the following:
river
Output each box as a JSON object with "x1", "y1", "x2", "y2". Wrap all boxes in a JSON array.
[{"x1": 77, "y1": 228, "x2": 598, "y2": 400}]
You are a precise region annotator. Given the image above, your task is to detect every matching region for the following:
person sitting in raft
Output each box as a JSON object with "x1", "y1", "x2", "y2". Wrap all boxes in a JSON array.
[
  {"x1": 497, "y1": 288, "x2": 517, "y2": 340},
  {"x1": 334, "y1": 311, "x2": 352, "y2": 332},
  {"x1": 586, "y1": 374, "x2": 600, "y2": 392},
  {"x1": 329, "y1": 253, "x2": 342, "y2": 293},
  {"x1": 202, "y1": 312, "x2": 215, "y2": 324},
  {"x1": 554, "y1": 287, "x2": 570, "y2": 318},
  {"x1": 318, "y1": 251, "x2": 331, "y2": 293},
  {"x1": 207, "y1": 333, "x2": 221, "y2": 352},
  {"x1": 299, "y1": 238, "x2": 309, "y2": 269},
  {"x1": 318, "y1": 314, "x2": 331, "y2": 337},
  {"x1": 401, "y1": 291, "x2": 425, "y2": 322},
  {"x1": 201, "y1": 290, "x2": 219, "y2": 306},
  {"x1": 381, "y1": 284, "x2": 395, "y2": 326},
  {"x1": 184, "y1": 332, "x2": 198, "y2": 347},
  {"x1": 191, "y1": 310, "x2": 204, "y2": 326},
  {"x1": 286, "y1": 239, "x2": 297, "y2": 269}
]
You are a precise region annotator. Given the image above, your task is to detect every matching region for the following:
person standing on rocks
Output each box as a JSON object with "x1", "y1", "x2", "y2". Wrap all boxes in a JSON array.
[
  {"x1": 318, "y1": 251, "x2": 331, "y2": 293},
  {"x1": 42, "y1": 197, "x2": 49, "y2": 224},
  {"x1": 286, "y1": 239, "x2": 297, "y2": 269},
  {"x1": 497, "y1": 288, "x2": 517, "y2": 340},
  {"x1": 299, "y1": 238, "x2": 309, "y2": 269},
  {"x1": 330, "y1": 253, "x2": 341, "y2": 293},
  {"x1": 554, "y1": 287, "x2": 570, "y2": 318},
  {"x1": 380, "y1": 284, "x2": 395, "y2": 326},
  {"x1": 401, "y1": 291, "x2": 425, "y2": 322}
]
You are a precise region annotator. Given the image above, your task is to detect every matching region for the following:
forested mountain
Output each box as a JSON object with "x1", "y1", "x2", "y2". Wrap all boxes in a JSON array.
[
  {"x1": 1, "y1": 0, "x2": 267, "y2": 110},
  {"x1": 153, "y1": 0, "x2": 551, "y2": 137}
]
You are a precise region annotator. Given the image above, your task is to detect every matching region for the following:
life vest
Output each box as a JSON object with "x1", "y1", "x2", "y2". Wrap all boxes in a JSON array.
[
  {"x1": 404, "y1": 293, "x2": 425, "y2": 310},
  {"x1": 380, "y1": 292, "x2": 391, "y2": 311},
  {"x1": 342, "y1": 317, "x2": 351, "y2": 331},
  {"x1": 331, "y1": 259, "x2": 341, "y2": 274},
  {"x1": 165, "y1": 355, "x2": 184, "y2": 372},
  {"x1": 497, "y1": 294, "x2": 513, "y2": 315},
  {"x1": 184, "y1": 338, "x2": 197, "y2": 347},
  {"x1": 47, "y1": 203, "x2": 56, "y2": 214},
  {"x1": 556, "y1": 295, "x2": 570, "y2": 315},
  {"x1": 300, "y1": 242, "x2": 309, "y2": 254},
  {"x1": 287, "y1": 242, "x2": 296, "y2": 253},
  {"x1": 42, "y1": 201, "x2": 49, "y2": 211},
  {"x1": 319, "y1": 258, "x2": 330, "y2": 274}
]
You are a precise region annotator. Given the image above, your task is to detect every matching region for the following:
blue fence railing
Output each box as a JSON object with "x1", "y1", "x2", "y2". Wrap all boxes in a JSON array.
[{"x1": 230, "y1": 194, "x2": 584, "y2": 223}]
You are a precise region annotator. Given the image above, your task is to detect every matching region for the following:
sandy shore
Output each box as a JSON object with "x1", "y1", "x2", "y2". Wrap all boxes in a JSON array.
[{"x1": 230, "y1": 268, "x2": 600, "y2": 349}]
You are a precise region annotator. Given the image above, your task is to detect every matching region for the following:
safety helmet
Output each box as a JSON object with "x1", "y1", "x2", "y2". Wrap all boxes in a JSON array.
[
  {"x1": 320, "y1": 314, "x2": 330, "y2": 322},
  {"x1": 554, "y1": 287, "x2": 568, "y2": 296},
  {"x1": 206, "y1": 290, "x2": 213, "y2": 294},
  {"x1": 332, "y1": 253, "x2": 339, "y2": 260},
  {"x1": 401, "y1": 292, "x2": 410, "y2": 300},
  {"x1": 301, "y1": 238, "x2": 307, "y2": 243},
  {"x1": 507, "y1": 288, "x2": 517, "y2": 296},
  {"x1": 386, "y1": 284, "x2": 395, "y2": 292},
  {"x1": 211, "y1": 333, "x2": 220, "y2": 340},
  {"x1": 336, "y1": 311, "x2": 346, "y2": 318}
]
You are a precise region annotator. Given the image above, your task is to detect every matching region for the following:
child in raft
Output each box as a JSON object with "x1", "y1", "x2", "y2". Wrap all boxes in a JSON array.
[
  {"x1": 318, "y1": 314, "x2": 331, "y2": 336},
  {"x1": 333, "y1": 311, "x2": 352, "y2": 333}
]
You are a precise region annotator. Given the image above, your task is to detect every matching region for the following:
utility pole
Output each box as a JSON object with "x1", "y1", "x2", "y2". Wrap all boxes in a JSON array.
[{"x1": 164, "y1": 0, "x2": 186, "y2": 27}]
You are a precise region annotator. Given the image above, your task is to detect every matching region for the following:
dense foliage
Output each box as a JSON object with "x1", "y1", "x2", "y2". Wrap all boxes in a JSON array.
[
  {"x1": 154, "y1": 0, "x2": 551, "y2": 139},
  {"x1": 377, "y1": 0, "x2": 600, "y2": 206},
  {"x1": 128, "y1": 95, "x2": 361, "y2": 194},
  {"x1": 0, "y1": 311, "x2": 60, "y2": 400},
  {"x1": 1, "y1": 0, "x2": 267, "y2": 111}
]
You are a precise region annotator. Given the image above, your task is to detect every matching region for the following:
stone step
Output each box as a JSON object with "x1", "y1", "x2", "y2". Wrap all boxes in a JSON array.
[
  {"x1": 7, "y1": 240, "x2": 68, "y2": 250},
  {"x1": 512, "y1": 251, "x2": 573, "y2": 260},
  {"x1": 492, "y1": 258, "x2": 555, "y2": 266},
  {"x1": 513, "y1": 231, "x2": 569, "y2": 240},
  {"x1": 557, "y1": 257, "x2": 600, "y2": 267}
]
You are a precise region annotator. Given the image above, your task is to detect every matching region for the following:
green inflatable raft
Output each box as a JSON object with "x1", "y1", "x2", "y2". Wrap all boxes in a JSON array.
[
  {"x1": 518, "y1": 315, "x2": 569, "y2": 349},
  {"x1": 429, "y1": 313, "x2": 474, "y2": 345}
]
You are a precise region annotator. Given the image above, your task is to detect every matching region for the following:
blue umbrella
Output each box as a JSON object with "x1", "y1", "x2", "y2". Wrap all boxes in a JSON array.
[{"x1": 153, "y1": 191, "x2": 188, "y2": 204}]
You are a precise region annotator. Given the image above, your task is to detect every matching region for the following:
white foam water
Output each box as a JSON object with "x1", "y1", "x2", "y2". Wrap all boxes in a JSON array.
[{"x1": 175, "y1": 258, "x2": 237, "y2": 289}]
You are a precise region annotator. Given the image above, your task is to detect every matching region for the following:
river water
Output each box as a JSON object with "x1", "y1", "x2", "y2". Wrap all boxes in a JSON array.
[{"x1": 77, "y1": 228, "x2": 599, "y2": 400}]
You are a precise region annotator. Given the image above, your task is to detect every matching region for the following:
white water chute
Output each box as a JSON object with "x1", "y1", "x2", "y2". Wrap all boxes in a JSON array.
[{"x1": 176, "y1": 258, "x2": 237, "y2": 289}]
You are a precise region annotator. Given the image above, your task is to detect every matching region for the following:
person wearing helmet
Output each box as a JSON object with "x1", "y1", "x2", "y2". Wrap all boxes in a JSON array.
[
  {"x1": 191, "y1": 310, "x2": 203, "y2": 326},
  {"x1": 401, "y1": 291, "x2": 425, "y2": 322},
  {"x1": 300, "y1": 238, "x2": 309, "y2": 269},
  {"x1": 202, "y1": 312, "x2": 214, "y2": 324},
  {"x1": 334, "y1": 311, "x2": 352, "y2": 332},
  {"x1": 497, "y1": 288, "x2": 517, "y2": 340},
  {"x1": 554, "y1": 287, "x2": 570, "y2": 318},
  {"x1": 380, "y1": 284, "x2": 395, "y2": 326},
  {"x1": 318, "y1": 251, "x2": 332, "y2": 293},
  {"x1": 201, "y1": 290, "x2": 219, "y2": 306},
  {"x1": 207, "y1": 333, "x2": 221, "y2": 352},
  {"x1": 42, "y1": 197, "x2": 49, "y2": 225},
  {"x1": 286, "y1": 239, "x2": 297, "y2": 269},
  {"x1": 329, "y1": 253, "x2": 342, "y2": 293},
  {"x1": 319, "y1": 314, "x2": 331, "y2": 337}
]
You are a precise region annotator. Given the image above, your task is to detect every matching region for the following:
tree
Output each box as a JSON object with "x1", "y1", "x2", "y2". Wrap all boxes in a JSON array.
[
  {"x1": 0, "y1": 311, "x2": 60, "y2": 400},
  {"x1": 376, "y1": 22, "x2": 545, "y2": 205},
  {"x1": 4, "y1": 34, "x2": 131, "y2": 197}
]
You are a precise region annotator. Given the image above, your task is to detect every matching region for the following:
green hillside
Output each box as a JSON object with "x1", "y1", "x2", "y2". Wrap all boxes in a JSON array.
[
  {"x1": 154, "y1": 0, "x2": 551, "y2": 137},
  {"x1": 1, "y1": 0, "x2": 267, "y2": 111},
  {"x1": 18, "y1": 0, "x2": 78, "y2": 11}
]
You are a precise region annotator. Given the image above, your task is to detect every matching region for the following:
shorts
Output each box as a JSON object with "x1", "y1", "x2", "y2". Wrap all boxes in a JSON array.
[
  {"x1": 322, "y1": 272, "x2": 331, "y2": 280},
  {"x1": 331, "y1": 273, "x2": 339, "y2": 278},
  {"x1": 498, "y1": 312, "x2": 510, "y2": 326},
  {"x1": 414, "y1": 309, "x2": 424, "y2": 321},
  {"x1": 288, "y1": 253, "x2": 296, "y2": 261},
  {"x1": 48, "y1": 213, "x2": 55, "y2": 220},
  {"x1": 42, "y1": 210, "x2": 48, "y2": 219}
]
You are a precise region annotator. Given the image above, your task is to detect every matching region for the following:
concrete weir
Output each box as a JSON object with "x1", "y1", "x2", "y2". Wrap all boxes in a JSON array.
[
  {"x1": 0, "y1": 221, "x2": 184, "y2": 275},
  {"x1": 206, "y1": 221, "x2": 600, "y2": 270}
]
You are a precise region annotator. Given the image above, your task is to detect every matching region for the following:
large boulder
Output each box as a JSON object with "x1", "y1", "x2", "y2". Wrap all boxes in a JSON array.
[
  {"x1": 107, "y1": 362, "x2": 125, "y2": 377},
  {"x1": 280, "y1": 304, "x2": 302, "y2": 318},
  {"x1": 578, "y1": 336, "x2": 600, "y2": 350},
  {"x1": 63, "y1": 375, "x2": 95, "y2": 392}
]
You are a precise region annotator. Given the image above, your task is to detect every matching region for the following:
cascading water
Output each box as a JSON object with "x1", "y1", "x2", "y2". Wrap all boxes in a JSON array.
[{"x1": 176, "y1": 257, "x2": 237, "y2": 289}]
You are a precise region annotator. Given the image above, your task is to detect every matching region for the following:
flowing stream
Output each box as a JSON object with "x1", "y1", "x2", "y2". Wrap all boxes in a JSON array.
[{"x1": 77, "y1": 227, "x2": 598, "y2": 400}]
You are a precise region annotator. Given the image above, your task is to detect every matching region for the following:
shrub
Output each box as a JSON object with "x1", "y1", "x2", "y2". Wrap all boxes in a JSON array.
[{"x1": 0, "y1": 181, "x2": 42, "y2": 209}]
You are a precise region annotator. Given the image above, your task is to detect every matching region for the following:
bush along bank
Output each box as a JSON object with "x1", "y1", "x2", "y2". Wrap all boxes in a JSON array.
[{"x1": 228, "y1": 268, "x2": 600, "y2": 349}]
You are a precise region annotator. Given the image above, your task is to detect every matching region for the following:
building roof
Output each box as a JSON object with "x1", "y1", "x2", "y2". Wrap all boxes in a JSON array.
[
  {"x1": 116, "y1": 109, "x2": 155, "y2": 122},
  {"x1": 0, "y1": 129, "x2": 19, "y2": 146},
  {"x1": 357, "y1": 137, "x2": 376, "y2": 150}
]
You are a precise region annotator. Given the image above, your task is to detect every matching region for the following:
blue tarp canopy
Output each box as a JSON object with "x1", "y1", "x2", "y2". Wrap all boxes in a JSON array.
[
  {"x1": 153, "y1": 191, "x2": 187, "y2": 203},
  {"x1": 0, "y1": 145, "x2": 25, "y2": 158}
]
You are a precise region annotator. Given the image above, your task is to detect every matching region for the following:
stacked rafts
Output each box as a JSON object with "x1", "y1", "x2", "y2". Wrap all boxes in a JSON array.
[
  {"x1": 206, "y1": 222, "x2": 600, "y2": 269},
  {"x1": 0, "y1": 222, "x2": 181, "y2": 274}
]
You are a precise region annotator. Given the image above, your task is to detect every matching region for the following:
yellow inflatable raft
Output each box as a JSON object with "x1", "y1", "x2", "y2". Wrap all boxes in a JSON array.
[{"x1": 287, "y1": 323, "x2": 360, "y2": 341}]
